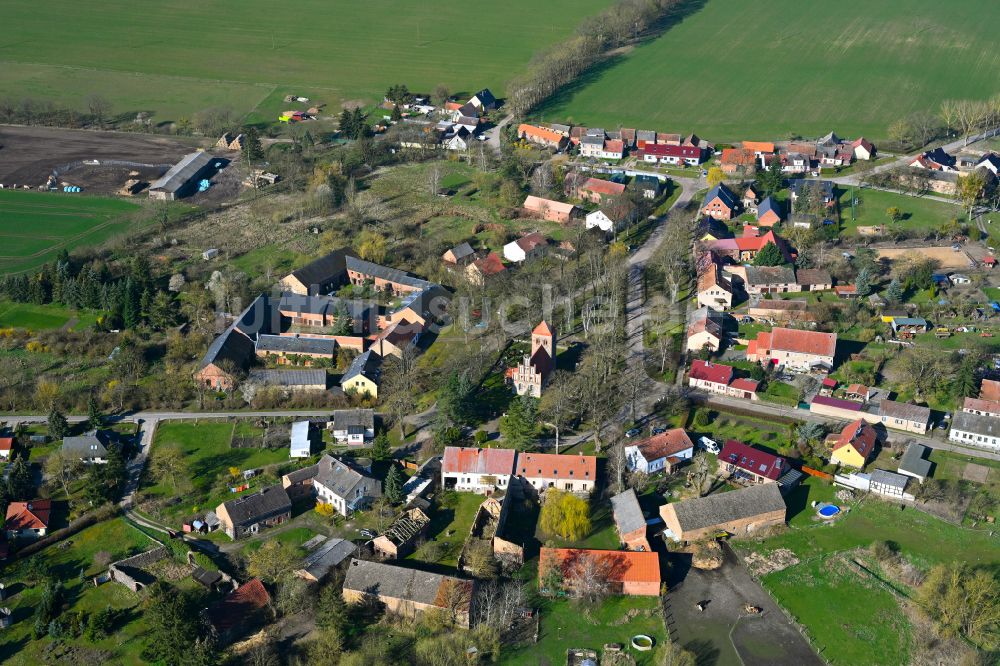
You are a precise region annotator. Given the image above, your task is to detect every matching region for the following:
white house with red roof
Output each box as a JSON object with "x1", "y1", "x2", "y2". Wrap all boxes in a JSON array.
[
  {"x1": 503, "y1": 232, "x2": 547, "y2": 263},
  {"x1": 441, "y1": 446, "x2": 517, "y2": 494},
  {"x1": 513, "y1": 452, "x2": 597, "y2": 495},
  {"x1": 0, "y1": 437, "x2": 12, "y2": 460},
  {"x1": 625, "y1": 429, "x2": 694, "y2": 474},
  {"x1": 746, "y1": 327, "x2": 837, "y2": 373},
  {"x1": 687, "y1": 360, "x2": 758, "y2": 400},
  {"x1": 718, "y1": 441, "x2": 789, "y2": 485},
  {"x1": 5, "y1": 499, "x2": 52, "y2": 539},
  {"x1": 640, "y1": 143, "x2": 703, "y2": 166}
]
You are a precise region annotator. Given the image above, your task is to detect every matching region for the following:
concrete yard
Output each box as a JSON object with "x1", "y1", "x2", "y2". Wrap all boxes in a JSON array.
[{"x1": 663, "y1": 543, "x2": 823, "y2": 666}]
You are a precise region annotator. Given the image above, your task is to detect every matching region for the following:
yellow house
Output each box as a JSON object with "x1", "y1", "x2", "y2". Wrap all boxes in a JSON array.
[
  {"x1": 830, "y1": 419, "x2": 877, "y2": 468},
  {"x1": 340, "y1": 350, "x2": 381, "y2": 399}
]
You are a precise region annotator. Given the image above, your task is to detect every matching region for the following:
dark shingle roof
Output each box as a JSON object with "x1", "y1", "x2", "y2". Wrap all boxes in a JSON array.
[
  {"x1": 332, "y1": 409, "x2": 375, "y2": 429},
  {"x1": 314, "y1": 455, "x2": 379, "y2": 500},
  {"x1": 702, "y1": 183, "x2": 738, "y2": 209},
  {"x1": 342, "y1": 349, "x2": 381, "y2": 384},
  {"x1": 668, "y1": 483, "x2": 786, "y2": 532},
  {"x1": 879, "y1": 400, "x2": 931, "y2": 424},
  {"x1": 871, "y1": 469, "x2": 909, "y2": 490},
  {"x1": 247, "y1": 369, "x2": 327, "y2": 387},
  {"x1": 343, "y1": 559, "x2": 473, "y2": 610},
  {"x1": 255, "y1": 334, "x2": 337, "y2": 356},
  {"x1": 62, "y1": 431, "x2": 111, "y2": 458},
  {"x1": 898, "y1": 443, "x2": 932, "y2": 479},
  {"x1": 220, "y1": 485, "x2": 291, "y2": 527},
  {"x1": 289, "y1": 248, "x2": 354, "y2": 290},
  {"x1": 345, "y1": 256, "x2": 432, "y2": 290},
  {"x1": 150, "y1": 151, "x2": 213, "y2": 194}
]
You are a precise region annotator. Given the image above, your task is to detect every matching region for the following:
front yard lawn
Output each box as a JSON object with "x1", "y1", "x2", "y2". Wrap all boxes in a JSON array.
[
  {"x1": 406, "y1": 491, "x2": 483, "y2": 569},
  {"x1": 761, "y1": 381, "x2": 800, "y2": 407}
]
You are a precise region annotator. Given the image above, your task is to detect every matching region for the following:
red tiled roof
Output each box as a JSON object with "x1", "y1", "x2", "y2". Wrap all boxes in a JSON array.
[
  {"x1": 633, "y1": 428, "x2": 693, "y2": 462},
  {"x1": 770, "y1": 327, "x2": 837, "y2": 357},
  {"x1": 5, "y1": 500, "x2": 52, "y2": 531},
  {"x1": 540, "y1": 548, "x2": 660, "y2": 586},
  {"x1": 604, "y1": 139, "x2": 625, "y2": 153},
  {"x1": 822, "y1": 378, "x2": 837, "y2": 388},
  {"x1": 642, "y1": 144, "x2": 700, "y2": 158},
  {"x1": 981, "y1": 379, "x2": 1000, "y2": 402},
  {"x1": 515, "y1": 232, "x2": 547, "y2": 252},
  {"x1": 206, "y1": 578, "x2": 271, "y2": 635},
  {"x1": 689, "y1": 360, "x2": 733, "y2": 386},
  {"x1": 472, "y1": 252, "x2": 506, "y2": 276},
  {"x1": 0, "y1": 438, "x2": 12, "y2": 452},
  {"x1": 835, "y1": 285, "x2": 858, "y2": 295},
  {"x1": 721, "y1": 148, "x2": 755, "y2": 166},
  {"x1": 443, "y1": 446, "x2": 516, "y2": 476},
  {"x1": 832, "y1": 419, "x2": 877, "y2": 460},
  {"x1": 533, "y1": 321, "x2": 555, "y2": 337},
  {"x1": 742, "y1": 141, "x2": 775, "y2": 153},
  {"x1": 515, "y1": 452, "x2": 596, "y2": 480},
  {"x1": 811, "y1": 395, "x2": 862, "y2": 412},
  {"x1": 518, "y1": 124, "x2": 564, "y2": 145},
  {"x1": 963, "y1": 397, "x2": 1000, "y2": 414},
  {"x1": 580, "y1": 178, "x2": 626, "y2": 197},
  {"x1": 984, "y1": 256, "x2": 996, "y2": 265},
  {"x1": 729, "y1": 378, "x2": 759, "y2": 393},
  {"x1": 719, "y1": 441, "x2": 785, "y2": 481}
]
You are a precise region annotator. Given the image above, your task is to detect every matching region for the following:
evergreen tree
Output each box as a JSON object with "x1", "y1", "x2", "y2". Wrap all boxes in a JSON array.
[
  {"x1": 48, "y1": 408, "x2": 69, "y2": 440},
  {"x1": 439, "y1": 373, "x2": 472, "y2": 426},
  {"x1": 243, "y1": 126, "x2": 264, "y2": 161},
  {"x1": 384, "y1": 465, "x2": 404, "y2": 505},
  {"x1": 499, "y1": 397, "x2": 538, "y2": 450},
  {"x1": 5, "y1": 455, "x2": 34, "y2": 501},
  {"x1": 338, "y1": 109, "x2": 353, "y2": 137},
  {"x1": 855, "y1": 266, "x2": 874, "y2": 297},
  {"x1": 390, "y1": 104, "x2": 402, "y2": 122},
  {"x1": 886, "y1": 278, "x2": 904, "y2": 304},
  {"x1": 953, "y1": 357, "x2": 978, "y2": 401},
  {"x1": 316, "y1": 584, "x2": 349, "y2": 632},
  {"x1": 87, "y1": 395, "x2": 103, "y2": 430},
  {"x1": 370, "y1": 432, "x2": 391, "y2": 461},
  {"x1": 751, "y1": 242, "x2": 784, "y2": 266}
]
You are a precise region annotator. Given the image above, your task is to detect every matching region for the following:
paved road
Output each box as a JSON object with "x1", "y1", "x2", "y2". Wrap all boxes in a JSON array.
[
  {"x1": 485, "y1": 114, "x2": 514, "y2": 149},
  {"x1": 694, "y1": 392, "x2": 1000, "y2": 462},
  {"x1": 119, "y1": 417, "x2": 158, "y2": 509},
  {"x1": 829, "y1": 125, "x2": 1000, "y2": 187},
  {"x1": 2, "y1": 409, "x2": 337, "y2": 426}
]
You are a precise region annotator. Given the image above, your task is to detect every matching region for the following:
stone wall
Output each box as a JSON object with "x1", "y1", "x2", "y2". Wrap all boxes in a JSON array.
[{"x1": 108, "y1": 545, "x2": 169, "y2": 592}]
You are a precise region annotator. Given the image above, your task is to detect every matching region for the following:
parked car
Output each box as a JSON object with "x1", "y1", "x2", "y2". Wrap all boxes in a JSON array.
[
  {"x1": 359, "y1": 529, "x2": 376, "y2": 539},
  {"x1": 625, "y1": 428, "x2": 642, "y2": 438},
  {"x1": 698, "y1": 436, "x2": 720, "y2": 454},
  {"x1": 651, "y1": 426, "x2": 667, "y2": 435}
]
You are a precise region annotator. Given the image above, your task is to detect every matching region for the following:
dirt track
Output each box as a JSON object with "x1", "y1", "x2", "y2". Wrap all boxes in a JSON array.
[{"x1": 0, "y1": 125, "x2": 205, "y2": 191}]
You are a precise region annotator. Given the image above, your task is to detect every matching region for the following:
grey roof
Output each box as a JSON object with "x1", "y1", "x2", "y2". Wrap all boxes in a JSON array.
[
  {"x1": 871, "y1": 469, "x2": 909, "y2": 490},
  {"x1": 332, "y1": 409, "x2": 375, "y2": 430},
  {"x1": 343, "y1": 559, "x2": 473, "y2": 609},
  {"x1": 278, "y1": 292, "x2": 373, "y2": 321},
  {"x1": 345, "y1": 256, "x2": 432, "y2": 290},
  {"x1": 789, "y1": 179, "x2": 834, "y2": 199},
  {"x1": 314, "y1": 455, "x2": 380, "y2": 500},
  {"x1": 795, "y1": 268, "x2": 832, "y2": 286},
  {"x1": 952, "y1": 410, "x2": 1000, "y2": 438},
  {"x1": 757, "y1": 196, "x2": 781, "y2": 219},
  {"x1": 248, "y1": 369, "x2": 327, "y2": 387},
  {"x1": 447, "y1": 242, "x2": 475, "y2": 261},
  {"x1": 197, "y1": 296, "x2": 265, "y2": 371},
  {"x1": 342, "y1": 349, "x2": 381, "y2": 385},
  {"x1": 817, "y1": 132, "x2": 841, "y2": 146},
  {"x1": 667, "y1": 483, "x2": 786, "y2": 532},
  {"x1": 470, "y1": 89, "x2": 496, "y2": 107},
  {"x1": 220, "y1": 485, "x2": 291, "y2": 527},
  {"x1": 550, "y1": 123, "x2": 571, "y2": 134},
  {"x1": 898, "y1": 443, "x2": 932, "y2": 479},
  {"x1": 879, "y1": 400, "x2": 931, "y2": 424},
  {"x1": 636, "y1": 130, "x2": 656, "y2": 141},
  {"x1": 702, "y1": 183, "x2": 738, "y2": 209},
  {"x1": 62, "y1": 431, "x2": 110, "y2": 458},
  {"x1": 283, "y1": 463, "x2": 319, "y2": 485},
  {"x1": 255, "y1": 334, "x2": 337, "y2": 356},
  {"x1": 745, "y1": 265, "x2": 796, "y2": 286},
  {"x1": 610, "y1": 489, "x2": 645, "y2": 535},
  {"x1": 288, "y1": 248, "x2": 355, "y2": 290},
  {"x1": 581, "y1": 135, "x2": 604, "y2": 146},
  {"x1": 393, "y1": 285, "x2": 450, "y2": 320},
  {"x1": 233, "y1": 294, "x2": 278, "y2": 338},
  {"x1": 299, "y1": 537, "x2": 355, "y2": 580},
  {"x1": 150, "y1": 151, "x2": 214, "y2": 194}
]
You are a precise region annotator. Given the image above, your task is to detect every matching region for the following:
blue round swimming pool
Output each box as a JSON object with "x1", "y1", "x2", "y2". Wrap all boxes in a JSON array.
[{"x1": 818, "y1": 505, "x2": 841, "y2": 518}]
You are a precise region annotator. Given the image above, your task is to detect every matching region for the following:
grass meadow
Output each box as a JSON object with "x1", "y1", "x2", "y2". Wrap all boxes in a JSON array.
[
  {"x1": 536, "y1": 0, "x2": 1000, "y2": 141},
  {"x1": 0, "y1": 0, "x2": 611, "y2": 124},
  {"x1": 0, "y1": 190, "x2": 142, "y2": 273},
  {"x1": 838, "y1": 187, "x2": 961, "y2": 236}
]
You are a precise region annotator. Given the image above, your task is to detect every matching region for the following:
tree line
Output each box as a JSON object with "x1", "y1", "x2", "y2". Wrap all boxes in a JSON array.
[{"x1": 505, "y1": 0, "x2": 689, "y2": 117}]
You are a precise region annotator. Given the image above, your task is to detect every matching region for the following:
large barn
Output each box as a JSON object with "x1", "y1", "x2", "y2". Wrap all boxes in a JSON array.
[{"x1": 148, "y1": 151, "x2": 215, "y2": 200}]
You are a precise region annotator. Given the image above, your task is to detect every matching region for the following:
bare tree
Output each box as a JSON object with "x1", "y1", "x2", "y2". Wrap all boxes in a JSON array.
[
  {"x1": 540, "y1": 370, "x2": 578, "y2": 453},
  {"x1": 87, "y1": 95, "x2": 112, "y2": 128},
  {"x1": 428, "y1": 163, "x2": 442, "y2": 197},
  {"x1": 606, "y1": 440, "x2": 630, "y2": 496},
  {"x1": 568, "y1": 552, "x2": 613, "y2": 603}
]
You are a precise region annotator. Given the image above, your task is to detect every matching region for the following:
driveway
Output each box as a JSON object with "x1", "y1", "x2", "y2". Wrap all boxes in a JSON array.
[{"x1": 663, "y1": 543, "x2": 823, "y2": 666}]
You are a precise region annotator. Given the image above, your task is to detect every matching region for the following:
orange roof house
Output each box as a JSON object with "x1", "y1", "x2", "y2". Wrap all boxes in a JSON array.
[
  {"x1": 576, "y1": 178, "x2": 626, "y2": 204},
  {"x1": 205, "y1": 578, "x2": 272, "y2": 644},
  {"x1": 747, "y1": 327, "x2": 837, "y2": 373},
  {"x1": 720, "y1": 148, "x2": 756, "y2": 174},
  {"x1": 517, "y1": 124, "x2": 568, "y2": 149},
  {"x1": 465, "y1": 252, "x2": 506, "y2": 285},
  {"x1": 5, "y1": 499, "x2": 52, "y2": 538},
  {"x1": 830, "y1": 419, "x2": 878, "y2": 468},
  {"x1": 742, "y1": 141, "x2": 775, "y2": 154},
  {"x1": 981, "y1": 379, "x2": 1000, "y2": 402},
  {"x1": 539, "y1": 547, "x2": 660, "y2": 596},
  {"x1": 514, "y1": 452, "x2": 597, "y2": 494},
  {"x1": 523, "y1": 195, "x2": 576, "y2": 223},
  {"x1": 0, "y1": 437, "x2": 12, "y2": 459}
]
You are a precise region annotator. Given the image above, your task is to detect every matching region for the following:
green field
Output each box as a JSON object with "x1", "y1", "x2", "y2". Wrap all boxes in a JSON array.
[
  {"x1": 1, "y1": 0, "x2": 611, "y2": 124},
  {"x1": 0, "y1": 190, "x2": 142, "y2": 273},
  {"x1": 840, "y1": 187, "x2": 960, "y2": 236},
  {"x1": 537, "y1": 0, "x2": 1000, "y2": 141},
  {"x1": 144, "y1": 420, "x2": 294, "y2": 520}
]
